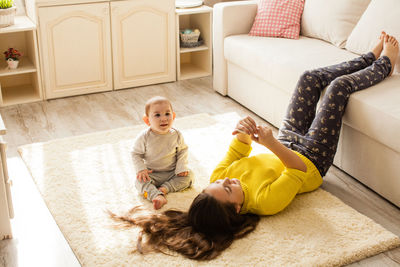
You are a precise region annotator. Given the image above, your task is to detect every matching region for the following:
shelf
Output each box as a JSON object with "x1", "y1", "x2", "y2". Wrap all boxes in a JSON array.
[
  {"x1": 176, "y1": 6, "x2": 212, "y2": 81},
  {"x1": 180, "y1": 44, "x2": 208, "y2": 53},
  {"x1": 0, "y1": 57, "x2": 36, "y2": 77},
  {"x1": 0, "y1": 16, "x2": 42, "y2": 106},
  {"x1": 175, "y1": 5, "x2": 212, "y2": 15},
  {"x1": 0, "y1": 84, "x2": 41, "y2": 106},
  {"x1": 180, "y1": 62, "x2": 210, "y2": 80},
  {"x1": 0, "y1": 16, "x2": 36, "y2": 34},
  {"x1": 0, "y1": 114, "x2": 5, "y2": 134}
]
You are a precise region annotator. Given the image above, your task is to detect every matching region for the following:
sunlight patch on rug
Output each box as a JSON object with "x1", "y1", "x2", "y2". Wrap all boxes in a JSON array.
[{"x1": 18, "y1": 112, "x2": 400, "y2": 266}]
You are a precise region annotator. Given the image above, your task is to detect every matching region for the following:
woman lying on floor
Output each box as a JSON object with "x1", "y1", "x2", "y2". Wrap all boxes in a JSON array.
[{"x1": 111, "y1": 32, "x2": 399, "y2": 260}]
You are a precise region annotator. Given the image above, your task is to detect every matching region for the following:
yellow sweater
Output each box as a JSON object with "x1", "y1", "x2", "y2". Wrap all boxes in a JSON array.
[{"x1": 210, "y1": 138, "x2": 322, "y2": 215}]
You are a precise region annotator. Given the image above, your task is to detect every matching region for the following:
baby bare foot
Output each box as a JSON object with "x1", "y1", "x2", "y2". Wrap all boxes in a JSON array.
[
  {"x1": 381, "y1": 34, "x2": 399, "y2": 76},
  {"x1": 158, "y1": 187, "x2": 168, "y2": 195},
  {"x1": 152, "y1": 194, "x2": 167, "y2": 210},
  {"x1": 371, "y1": 31, "x2": 386, "y2": 59}
]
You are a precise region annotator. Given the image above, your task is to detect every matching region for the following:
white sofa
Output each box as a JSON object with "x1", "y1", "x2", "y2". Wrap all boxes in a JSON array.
[{"x1": 213, "y1": 0, "x2": 400, "y2": 207}]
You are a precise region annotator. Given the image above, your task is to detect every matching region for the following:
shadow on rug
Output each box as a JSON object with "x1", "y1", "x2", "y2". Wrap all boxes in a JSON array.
[{"x1": 18, "y1": 112, "x2": 400, "y2": 266}]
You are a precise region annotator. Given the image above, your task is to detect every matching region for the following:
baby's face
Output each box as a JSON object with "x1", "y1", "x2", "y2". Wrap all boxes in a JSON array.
[{"x1": 147, "y1": 101, "x2": 175, "y2": 134}]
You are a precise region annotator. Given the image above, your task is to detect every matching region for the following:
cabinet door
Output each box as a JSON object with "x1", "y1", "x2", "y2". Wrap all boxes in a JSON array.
[
  {"x1": 111, "y1": 0, "x2": 176, "y2": 90},
  {"x1": 38, "y1": 3, "x2": 113, "y2": 99}
]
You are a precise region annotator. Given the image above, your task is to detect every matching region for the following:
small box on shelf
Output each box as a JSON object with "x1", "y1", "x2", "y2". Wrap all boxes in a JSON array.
[{"x1": 179, "y1": 28, "x2": 203, "y2": 48}]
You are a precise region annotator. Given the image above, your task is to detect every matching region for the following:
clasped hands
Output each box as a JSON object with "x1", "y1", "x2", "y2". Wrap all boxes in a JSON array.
[{"x1": 232, "y1": 116, "x2": 276, "y2": 148}]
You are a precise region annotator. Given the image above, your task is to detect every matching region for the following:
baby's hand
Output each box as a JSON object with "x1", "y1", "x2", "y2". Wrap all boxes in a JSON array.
[
  {"x1": 137, "y1": 169, "x2": 153, "y2": 182},
  {"x1": 177, "y1": 171, "x2": 189, "y2": 177}
]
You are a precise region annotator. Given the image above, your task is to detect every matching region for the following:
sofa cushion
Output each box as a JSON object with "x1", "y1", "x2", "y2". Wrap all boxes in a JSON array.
[
  {"x1": 345, "y1": 0, "x2": 400, "y2": 74},
  {"x1": 224, "y1": 34, "x2": 400, "y2": 152},
  {"x1": 224, "y1": 35, "x2": 356, "y2": 94},
  {"x1": 301, "y1": 0, "x2": 371, "y2": 48},
  {"x1": 344, "y1": 75, "x2": 400, "y2": 152},
  {"x1": 249, "y1": 0, "x2": 304, "y2": 39}
]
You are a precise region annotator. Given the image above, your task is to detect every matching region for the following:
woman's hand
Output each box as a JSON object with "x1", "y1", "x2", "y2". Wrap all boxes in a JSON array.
[
  {"x1": 232, "y1": 116, "x2": 258, "y2": 145},
  {"x1": 252, "y1": 125, "x2": 276, "y2": 149},
  {"x1": 256, "y1": 126, "x2": 307, "y2": 172},
  {"x1": 232, "y1": 116, "x2": 258, "y2": 136},
  {"x1": 234, "y1": 118, "x2": 307, "y2": 172}
]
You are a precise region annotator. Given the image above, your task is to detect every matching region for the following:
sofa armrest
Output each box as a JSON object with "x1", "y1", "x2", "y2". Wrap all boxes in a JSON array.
[{"x1": 213, "y1": 1, "x2": 258, "y2": 95}]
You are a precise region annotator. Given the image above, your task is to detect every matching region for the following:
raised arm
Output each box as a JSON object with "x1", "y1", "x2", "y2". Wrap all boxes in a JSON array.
[
  {"x1": 209, "y1": 118, "x2": 255, "y2": 182},
  {"x1": 255, "y1": 126, "x2": 307, "y2": 172},
  {"x1": 210, "y1": 138, "x2": 252, "y2": 183},
  {"x1": 233, "y1": 116, "x2": 307, "y2": 172}
]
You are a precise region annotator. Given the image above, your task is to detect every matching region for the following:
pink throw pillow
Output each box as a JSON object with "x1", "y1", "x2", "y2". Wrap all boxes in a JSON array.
[{"x1": 249, "y1": 0, "x2": 305, "y2": 39}]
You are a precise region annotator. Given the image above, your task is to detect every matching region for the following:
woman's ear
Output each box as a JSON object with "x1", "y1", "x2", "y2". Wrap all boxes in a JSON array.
[
  {"x1": 143, "y1": 115, "x2": 150, "y2": 126},
  {"x1": 235, "y1": 203, "x2": 241, "y2": 214}
]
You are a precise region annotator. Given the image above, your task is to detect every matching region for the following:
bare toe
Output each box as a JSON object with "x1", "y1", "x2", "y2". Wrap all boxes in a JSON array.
[
  {"x1": 152, "y1": 195, "x2": 167, "y2": 210},
  {"x1": 153, "y1": 199, "x2": 160, "y2": 210},
  {"x1": 381, "y1": 35, "x2": 399, "y2": 76},
  {"x1": 371, "y1": 31, "x2": 386, "y2": 59},
  {"x1": 380, "y1": 31, "x2": 386, "y2": 40}
]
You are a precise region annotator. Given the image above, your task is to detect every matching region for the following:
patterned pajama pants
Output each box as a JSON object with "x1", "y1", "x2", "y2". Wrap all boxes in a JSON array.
[{"x1": 277, "y1": 52, "x2": 392, "y2": 176}]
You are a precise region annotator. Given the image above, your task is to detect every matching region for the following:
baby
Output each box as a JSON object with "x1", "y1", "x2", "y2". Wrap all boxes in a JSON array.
[{"x1": 132, "y1": 96, "x2": 192, "y2": 209}]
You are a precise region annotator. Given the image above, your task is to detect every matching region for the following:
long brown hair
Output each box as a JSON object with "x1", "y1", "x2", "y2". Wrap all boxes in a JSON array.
[{"x1": 110, "y1": 192, "x2": 260, "y2": 260}]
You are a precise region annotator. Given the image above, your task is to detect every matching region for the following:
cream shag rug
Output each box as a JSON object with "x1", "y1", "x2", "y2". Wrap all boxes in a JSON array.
[{"x1": 18, "y1": 113, "x2": 400, "y2": 267}]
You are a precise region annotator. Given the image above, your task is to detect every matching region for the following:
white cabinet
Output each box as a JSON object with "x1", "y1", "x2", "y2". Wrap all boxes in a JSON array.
[
  {"x1": 0, "y1": 116, "x2": 13, "y2": 240},
  {"x1": 176, "y1": 6, "x2": 212, "y2": 80},
  {"x1": 0, "y1": 16, "x2": 42, "y2": 106},
  {"x1": 38, "y1": 3, "x2": 113, "y2": 99},
  {"x1": 111, "y1": 0, "x2": 176, "y2": 90},
  {"x1": 36, "y1": 0, "x2": 176, "y2": 98}
]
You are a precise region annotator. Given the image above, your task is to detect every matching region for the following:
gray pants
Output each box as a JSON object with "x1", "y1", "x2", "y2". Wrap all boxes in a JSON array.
[
  {"x1": 278, "y1": 53, "x2": 391, "y2": 176},
  {"x1": 135, "y1": 170, "x2": 193, "y2": 201}
]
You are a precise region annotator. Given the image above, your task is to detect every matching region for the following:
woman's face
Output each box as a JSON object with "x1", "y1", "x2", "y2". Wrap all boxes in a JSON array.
[{"x1": 204, "y1": 178, "x2": 244, "y2": 213}]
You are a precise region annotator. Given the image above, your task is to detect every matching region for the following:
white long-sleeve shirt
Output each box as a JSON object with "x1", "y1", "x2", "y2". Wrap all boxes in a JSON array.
[{"x1": 131, "y1": 128, "x2": 189, "y2": 174}]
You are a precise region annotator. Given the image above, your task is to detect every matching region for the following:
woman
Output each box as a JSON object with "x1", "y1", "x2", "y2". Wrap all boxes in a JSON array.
[{"x1": 112, "y1": 33, "x2": 399, "y2": 260}]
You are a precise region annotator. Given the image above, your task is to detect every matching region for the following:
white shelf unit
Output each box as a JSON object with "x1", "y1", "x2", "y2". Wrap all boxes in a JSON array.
[
  {"x1": 0, "y1": 115, "x2": 12, "y2": 240},
  {"x1": 176, "y1": 6, "x2": 212, "y2": 80},
  {"x1": 0, "y1": 16, "x2": 42, "y2": 107}
]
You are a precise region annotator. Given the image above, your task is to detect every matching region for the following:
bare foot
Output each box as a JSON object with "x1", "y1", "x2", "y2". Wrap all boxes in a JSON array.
[
  {"x1": 381, "y1": 34, "x2": 399, "y2": 76},
  {"x1": 152, "y1": 195, "x2": 167, "y2": 210},
  {"x1": 158, "y1": 187, "x2": 168, "y2": 195},
  {"x1": 371, "y1": 31, "x2": 386, "y2": 59}
]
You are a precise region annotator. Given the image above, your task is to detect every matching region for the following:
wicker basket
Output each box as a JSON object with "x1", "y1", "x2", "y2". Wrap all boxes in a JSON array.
[
  {"x1": 180, "y1": 31, "x2": 201, "y2": 46},
  {"x1": 0, "y1": 6, "x2": 16, "y2": 28},
  {"x1": 180, "y1": 37, "x2": 204, "y2": 48}
]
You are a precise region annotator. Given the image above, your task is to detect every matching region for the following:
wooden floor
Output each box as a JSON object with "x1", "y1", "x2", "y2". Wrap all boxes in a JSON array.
[{"x1": 0, "y1": 77, "x2": 399, "y2": 267}]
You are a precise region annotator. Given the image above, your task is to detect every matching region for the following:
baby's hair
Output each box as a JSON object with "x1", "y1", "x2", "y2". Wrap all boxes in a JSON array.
[{"x1": 145, "y1": 96, "x2": 173, "y2": 116}]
